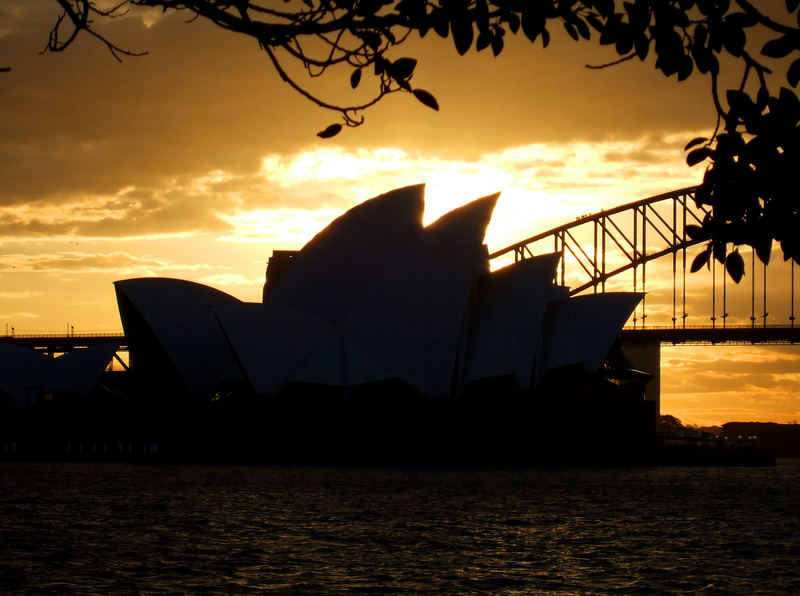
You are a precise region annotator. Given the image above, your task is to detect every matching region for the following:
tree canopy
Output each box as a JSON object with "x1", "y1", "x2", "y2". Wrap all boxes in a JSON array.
[{"x1": 12, "y1": 1, "x2": 800, "y2": 278}]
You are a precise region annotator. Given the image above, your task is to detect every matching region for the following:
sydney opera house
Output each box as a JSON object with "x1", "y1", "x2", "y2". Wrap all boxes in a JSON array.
[
  {"x1": 2, "y1": 184, "x2": 654, "y2": 462},
  {"x1": 114, "y1": 184, "x2": 643, "y2": 404}
]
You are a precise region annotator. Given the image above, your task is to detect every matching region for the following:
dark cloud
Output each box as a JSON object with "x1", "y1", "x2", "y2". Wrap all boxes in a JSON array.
[{"x1": 1, "y1": 1, "x2": 715, "y2": 209}]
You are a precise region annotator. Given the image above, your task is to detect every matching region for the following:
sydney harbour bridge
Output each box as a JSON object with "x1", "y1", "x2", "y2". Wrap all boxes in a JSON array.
[
  {"x1": 2, "y1": 185, "x2": 799, "y2": 408},
  {"x1": 491, "y1": 185, "x2": 800, "y2": 345}
]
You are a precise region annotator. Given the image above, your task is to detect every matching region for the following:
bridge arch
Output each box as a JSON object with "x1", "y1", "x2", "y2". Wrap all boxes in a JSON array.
[{"x1": 490, "y1": 185, "x2": 798, "y2": 332}]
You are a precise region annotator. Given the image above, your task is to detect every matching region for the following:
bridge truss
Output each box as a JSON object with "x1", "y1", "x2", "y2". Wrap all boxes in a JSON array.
[{"x1": 489, "y1": 186, "x2": 798, "y2": 333}]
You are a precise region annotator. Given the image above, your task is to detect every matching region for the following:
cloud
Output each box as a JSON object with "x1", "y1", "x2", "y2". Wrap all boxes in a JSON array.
[
  {"x1": 662, "y1": 345, "x2": 800, "y2": 425},
  {"x1": 0, "y1": 250, "x2": 207, "y2": 276},
  {"x1": 0, "y1": 312, "x2": 39, "y2": 320},
  {"x1": 197, "y1": 273, "x2": 262, "y2": 287},
  {"x1": 0, "y1": 137, "x2": 701, "y2": 245},
  {"x1": 0, "y1": 290, "x2": 43, "y2": 299},
  {"x1": 67, "y1": 300, "x2": 106, "y2": 307}
]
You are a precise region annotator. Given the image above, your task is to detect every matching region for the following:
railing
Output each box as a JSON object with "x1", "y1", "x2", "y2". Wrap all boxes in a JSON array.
[
  {"x1": 0, "y1": 332, "x2": 124, "y2": 339},
  {"x1": 621, "y1": 324, "x2": 800, "y2": 346}
]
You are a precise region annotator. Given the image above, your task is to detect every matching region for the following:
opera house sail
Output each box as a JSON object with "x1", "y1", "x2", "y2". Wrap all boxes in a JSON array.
[{"x1": 112, "y1": 184, "x2": 643, "y2": 404}]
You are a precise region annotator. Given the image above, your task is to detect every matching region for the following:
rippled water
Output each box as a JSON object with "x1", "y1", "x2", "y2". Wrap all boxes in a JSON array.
[{"x1": 2, "y1": 461, "x2": 800, "y2": 593}]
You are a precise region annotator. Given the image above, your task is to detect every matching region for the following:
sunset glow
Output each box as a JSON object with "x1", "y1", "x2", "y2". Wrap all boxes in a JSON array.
[{"x1": 2, "y1": 2, "x2": 798, "y2": 425}]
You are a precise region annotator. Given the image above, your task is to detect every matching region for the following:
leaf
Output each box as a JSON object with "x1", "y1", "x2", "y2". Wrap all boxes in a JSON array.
[
  {"x1": 506, "y1": 13, "x2": 520, "y2": 34},
  {"x1": 599, "y1": 21, "x2": 616, "y2": 45},
  {"x1": 677, "y1": 55, "x2": 693, "y2": 81},
  {"x1": 684, "y1": 136, "x2": 708, "y2": 151},
  {"x1": 695, "y1": 51, "x2": 719, "y2": 75},
  {"x1": 360, "y1": 31, "x2": 382, "y2": 50},
  {"x1": 686, "y1": 147, "x2": 712, "y2": 166},
  {"x1": 634, "y1": 34, "x2": 649, "y2": 60},
  {"x1": 491, "y1": 33, "x2": 504, "y2": 56},
  {"x1": 575, "y1": 18, "x2": 590, "y2": 40},
  {"x1": 390, "y1": 57, "x2": 417, "y2": 80},
  {"x1": 761, "y1": 35, "x2": 796, "y2": 59},
  {"x1": 757, "y1": 84, "x2": 770, "y2": 109},
  {"x1": 350, "y1": 68, "x2": 362, "y2": 89},
  {"x1": 781, "y1": 236, "x2": 800, "y2": 263},
  {"x1": 594, "y1": 0, "x2": 614, "y2": 18},
  {"x1": 615, "y1": 28, "x2": 634, "y2": 54},
  {"x1": 432, "y1": 10, "x2": 449, "y2": 37},
  {"x1": 713, "y1": 241, "x2": 726, "y2": 264},
  {"x1": 788, "y1": 58, "x2": 800, "y2": 87},
  {"x1": 412, "y1": 88, "x2": 439, "y2": 111},
  {"x1": 521, "y1": 6, "x2": 546, "y2": 44},
  {"x1": 726, "y1": 89, "x2": 758, "y2": 119},
  {"x1": 474, "y1": 0, "x2": 489, "y2": 30},
  {"x1": 627, "y1": 0, "x2": 650, "y2": 32},
  {"x1": 725, "y1": 250, "x2": 745, "y2": 283},
  {"x1": 564, "y1": 21, "x2": 579, "y2": 41},
  {"x1": 690, "y1": 247, "x2": 711, "y2": 272},
  {"x1": 755, "y1": 238, "x2": 772, "y2": 265},
  {"x1": 725, "y1": 12, "x2": 758, "y2": 28},
  {"x1": 373, "y1": 56, "x2": 386, "y2": 75},
  {"x1": 586, "y1": 14, "x2": 603, "y2": 33},
  {"x1": 778, "y1": 86, "x2": 800, "y2": 121},
  {"x1": 316, "y1": 123, "x2": 342, "y2": 139},
  {"x1": 476, "y1": 29, "x2": 492, "y2": 51},
  {"x1": 694, "y1": 23, "x2": 708, "y2": 49},
  {"x1": 685, "y1": 224, "x2": 707, "y2": 240},
  {"x1": 451, "y1": 15, "x2": 474, "y2": 55}
]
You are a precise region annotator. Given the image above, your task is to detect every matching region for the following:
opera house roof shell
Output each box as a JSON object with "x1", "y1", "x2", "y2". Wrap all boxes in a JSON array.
[{"x1": 114, "y1": 184, "x2": 643, "y2": 400}]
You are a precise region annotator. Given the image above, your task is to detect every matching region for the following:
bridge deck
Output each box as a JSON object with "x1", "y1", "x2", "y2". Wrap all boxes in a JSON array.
[
  {"x1": 621, "y1": 325, "x2": 800, "y2": 345},
  {"x1": 0, "y1": 334, "x2": 126, "y2": 352},
  {"x1": 3, "y1": 326, "x2": 798, "y2": 354}
]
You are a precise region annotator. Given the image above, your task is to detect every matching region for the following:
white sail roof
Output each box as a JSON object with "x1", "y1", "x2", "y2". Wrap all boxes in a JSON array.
[
  {"x1": 465, "y1": 253, "x2": 561, "y2": 390},
  {"x1": 343, "y1": 193, "x2": 498, "y2": 398},
  {"x1": 114, "y1": 278, "x2": 244, "y2": 396},
  {"x1": 267, "y1": 184, "x2": 425, "y2": 324},
  {"x1": 540, "y1": 292, "x2": 644, "y2": 375}
]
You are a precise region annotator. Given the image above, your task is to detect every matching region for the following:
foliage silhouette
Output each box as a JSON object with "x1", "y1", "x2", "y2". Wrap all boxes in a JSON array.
[{"x1": 15, "y1": 1, "x2": 800, "y2": 274}]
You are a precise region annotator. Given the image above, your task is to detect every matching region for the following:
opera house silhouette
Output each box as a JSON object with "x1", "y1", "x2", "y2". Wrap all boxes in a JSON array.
[
  {"x1": 2, "y1": 185, "x2": 656, "y2": 463},
  {"x1": 115, "y1": 184, "x2": 643, "y2": 403}
]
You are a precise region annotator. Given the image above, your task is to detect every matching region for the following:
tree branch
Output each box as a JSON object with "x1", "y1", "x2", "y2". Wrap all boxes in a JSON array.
[{"x1": 585, "y1": 51, "x2": 637, "y2": 70}]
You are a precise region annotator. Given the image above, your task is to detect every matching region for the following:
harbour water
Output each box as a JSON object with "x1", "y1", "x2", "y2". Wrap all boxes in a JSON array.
[{"x1": 2, "y1": 461, "x2": 800, "y2": 593}]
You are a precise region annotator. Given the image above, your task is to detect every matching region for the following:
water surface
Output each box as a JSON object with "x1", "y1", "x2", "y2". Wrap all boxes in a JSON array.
[{"x1": 2, "y1": 462, "x2": 799, "y2": 592}]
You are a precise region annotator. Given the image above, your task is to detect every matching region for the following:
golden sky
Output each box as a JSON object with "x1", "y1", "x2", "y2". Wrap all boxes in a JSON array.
[{"x1": 1, "y1": 1, "x2": 798, "y2": 425}]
